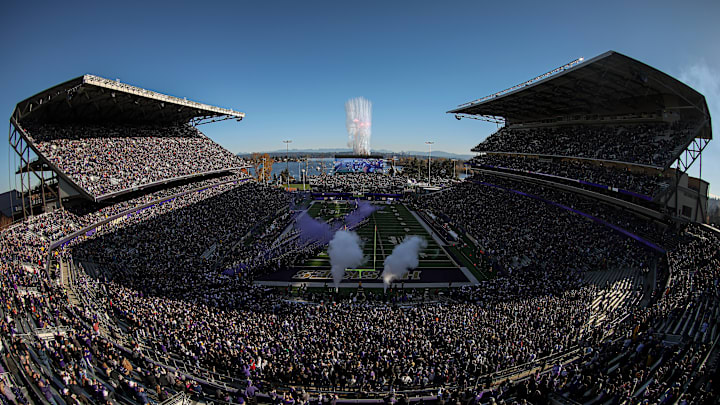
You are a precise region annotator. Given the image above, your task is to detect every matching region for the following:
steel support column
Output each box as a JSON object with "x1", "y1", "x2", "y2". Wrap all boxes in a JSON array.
[
  {"x1": 9, "y1": 123, "x2": 62, "y2": 219},
  {"x1": 665, "y1": 135, "x2": 710, "y2": 218}
]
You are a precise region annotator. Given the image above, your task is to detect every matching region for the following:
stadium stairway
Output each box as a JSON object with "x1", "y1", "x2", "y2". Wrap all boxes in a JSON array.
[
  {"x1": 60, "y1": 259, "x2": 82, "y2": 307},
  {"x1": 62, "y1": 262, "x2": 240, "y2": 401},
  {"x1": 584, "y1": 268, "x2": 643, "y2": 328}
]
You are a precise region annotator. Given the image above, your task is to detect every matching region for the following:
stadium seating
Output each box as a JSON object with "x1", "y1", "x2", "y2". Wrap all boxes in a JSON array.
[
  {"x1": 308, "y1": 173, "x2": 409, "y2": 192},
  {"x1": 21, "y1": 122, "x2": 249, "y2": 198},
  {"x1": 472, "y1": 121, "x2": 698, "y2": 167},
  {"x1": 2, "y1": 173, "x2": 719, "y2": 404},
  {"x1": 1, "y1": 122, "x2": 717, "y2": 404},
  {"x1": 471, "y1": 154, "x2": 671, "y2": 199},
  {"x1": 70, "y1": 181, "x2": 290, "y2": 304},
  {"x1": 419, "y1": 173, "x2": 666, "y2": 271}
]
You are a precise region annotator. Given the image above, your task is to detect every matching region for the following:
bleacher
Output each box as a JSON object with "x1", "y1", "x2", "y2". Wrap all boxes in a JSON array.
[
  {"x1": 10, "y1": 73, "x2": 248, "y2": 204},
  {"x1": 470, "y1": 154, "x2": 671, "y2": 201},
  {"x1": 1, "y1": 54, "x2": 717, "y2": 405},
  {"x1": 584, "y1": 268, "x2": 645, "y2": 328},
  {"x1": 20, "y1": 121, "x2": 248, "y2": 200},
  {"x1": 471, "y1": 121, "x2": 699, "y2": 168}
]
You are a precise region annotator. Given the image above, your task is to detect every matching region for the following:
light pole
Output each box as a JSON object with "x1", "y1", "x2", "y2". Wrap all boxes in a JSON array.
[
  {"x1": 302, "y1": 169, "x2": 306, "y2": 191},
  {"x1": 262, "y1": 157, "x2": 267, "y2": 185},
  {"x1": 425, "y1": 141, "x2": 434, "y2": 186},
  {"x1": 451, "y1": 159, "x2": 457, "y2": 180},
  {"x1": 283, "y1": 140, "x2": 292, "y2": 189}
]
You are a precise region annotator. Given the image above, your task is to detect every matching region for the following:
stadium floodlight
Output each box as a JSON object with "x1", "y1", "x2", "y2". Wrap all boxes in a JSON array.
[
  {"x1": 262, "y1": 157, "x2": 268, "y2": 185},
  {"x1": 425, "y1": 141, "x2": 434, "y2": 186},
  {"x1": 283, "y1": 140, "x2": 292, "y2": 189}
]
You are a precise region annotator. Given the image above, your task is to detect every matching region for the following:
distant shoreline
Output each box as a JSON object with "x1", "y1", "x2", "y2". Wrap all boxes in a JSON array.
[{"x1": 237, "y1": 149, "x2": 474, "y2": 160}]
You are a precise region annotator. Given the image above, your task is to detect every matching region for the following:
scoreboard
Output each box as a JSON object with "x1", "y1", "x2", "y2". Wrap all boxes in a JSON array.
[{"x1": 334, "y1": 157, "x2": 385, "y2": 173}]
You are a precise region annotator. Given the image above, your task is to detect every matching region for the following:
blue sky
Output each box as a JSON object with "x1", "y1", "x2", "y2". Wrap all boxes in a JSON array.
[{"x1": 1, "y1": 0, "x2": 719, "y2": 195}]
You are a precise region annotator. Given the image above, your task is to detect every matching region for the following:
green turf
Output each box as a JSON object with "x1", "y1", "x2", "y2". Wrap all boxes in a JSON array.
[
  {"x1": 297, "y1": 201, "x2": 458, "y2": 272},
  {"x1": 288, "y1": 183, "x2": 312, "y2": 191}
]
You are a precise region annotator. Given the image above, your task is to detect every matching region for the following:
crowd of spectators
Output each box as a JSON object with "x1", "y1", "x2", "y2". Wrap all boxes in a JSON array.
[
  {"x1": 12, "y1": 176, "x2": 642, "y2": 397},
  {"x1": 0, "y1": 246, "x2": 228, "y2": 405},
  {"x1": 15, "y1": 172, "x2": 250, "y2": 256},
  {"x1": 483, "y1": 224, "x2": 719, "y2": 405},
  {"x1": 416, "y1": 177, "x2": 655, "y2": 276},
  {"x1": 471, "y1": 154, "x2": 671, "y2": 199},
  {"x1": 308, "y1": 173, "x2": 410, "y2": 193},
  {"x1": 472, "y1": 121, "x2": 698, "y2": 167},
  {"x1": 0, "y1": 171, "x2": 718, "y2": 404},
  {"x1": 70, "y1": 171, "x2": 251, "y2": 224},
  {"x1": 21, "y1": 122, "x2": 249, "y2": 197},
  {"x1": 1, "y1": 179, "x2": 291, "y2": 403},
  {"x1": 69, "y1": 181, "x2": 290, "y2": 306},
  {"x1": 467, "y1": 172, "x2": 670, "y2": 246},
  {"x1": 104, "y1": 281, "x2": 602, "y2": 393}
]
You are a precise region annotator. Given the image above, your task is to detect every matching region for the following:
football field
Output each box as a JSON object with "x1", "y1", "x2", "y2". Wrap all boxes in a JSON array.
[
  {"x1": 304, "y1": 201, "x2": 454, "y2": 270},
  {"x1": 256, "y1": 200, "x2": 474, "y2": 287}
]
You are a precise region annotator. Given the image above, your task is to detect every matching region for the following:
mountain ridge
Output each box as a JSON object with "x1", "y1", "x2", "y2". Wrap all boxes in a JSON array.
[{"x1": 237, "y1": 148, "x2": 473, "y2": 159}]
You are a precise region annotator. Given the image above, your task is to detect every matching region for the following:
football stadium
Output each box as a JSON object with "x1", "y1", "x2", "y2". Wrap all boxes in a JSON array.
[{"x1": 1, "y1": 48, "x2": 718, "y2": 405}]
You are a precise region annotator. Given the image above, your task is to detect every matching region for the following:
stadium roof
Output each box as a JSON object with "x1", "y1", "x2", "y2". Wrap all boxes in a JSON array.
[
  {"x1": 449, "y1": 51, "x2": 712, "y2": 139},
  {"x1": 11, "y1": 74, "x2": 245, "y2": 125}
]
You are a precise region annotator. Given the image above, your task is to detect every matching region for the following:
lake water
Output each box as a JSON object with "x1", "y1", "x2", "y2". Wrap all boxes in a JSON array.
[
  {"x1": 247, "y1": 158, "x2": 334, "y2": 180},
  {"x1": 247, "y1": 157, "x2": 469, "y2": 181}
]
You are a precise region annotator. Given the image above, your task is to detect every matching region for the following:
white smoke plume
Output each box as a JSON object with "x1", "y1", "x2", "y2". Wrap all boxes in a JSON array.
[
  {"x1": 328, "y1": 230, "x2": 365, "y2": 287},
  {"x1": 382, "y1": 236, "x2": 427, "y2": 287},
  {"x1": 345, "y1": 97, "x2": 372, "y2": 155}
]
